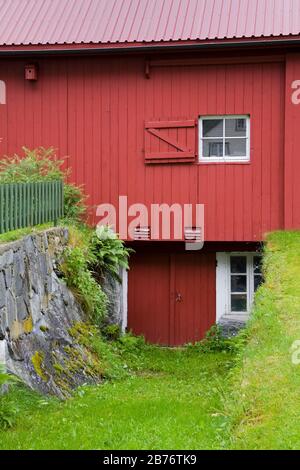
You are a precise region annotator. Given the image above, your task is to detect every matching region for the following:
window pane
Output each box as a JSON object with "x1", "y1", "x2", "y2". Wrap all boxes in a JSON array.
[
  {"x1": 225, "y1": 138, "x2": 247, "y2": 157},
  {"x1": 225, "y1": 118, "x2": 247, "y2": 137},
  {"x1": 231, "y1": 275, "x2": 247, "y2": 293},
  {"x1": 202, "y1": 119, "x2": 223, "y2": 137},
  {"x1": 230, "y1": 256, "x2": 247, "y2": 273},
  {"x1": 231, "y1": 294, "x2": 247, "y2": 312},
  {"x1": 253, "y1": 256, "x2": 262, "y2": 274},
  {"x1": 254, "y1": 274, "x2": 263, "y2": 291},
  {"x1": 202, "y1": 139, "x2": 223, "y2": 157}
]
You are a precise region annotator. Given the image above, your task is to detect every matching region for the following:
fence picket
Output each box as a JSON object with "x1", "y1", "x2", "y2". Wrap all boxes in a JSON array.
[{"x1": 0, "y1": 180, "x2": 64, "y2": 234}]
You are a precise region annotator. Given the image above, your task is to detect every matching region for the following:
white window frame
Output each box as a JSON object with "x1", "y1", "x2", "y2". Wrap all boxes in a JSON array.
[
  {"x1": 199, "y1": 115, "x2": 250, "y2": 163},
  {"x1": 216, "y1": 252, "x2": 262, "y2": 321}
]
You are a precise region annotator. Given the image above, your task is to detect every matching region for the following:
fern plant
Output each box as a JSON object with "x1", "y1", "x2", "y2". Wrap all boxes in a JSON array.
[{"x1": 90, "y1": 226, "x2": 132, "y2": 281}]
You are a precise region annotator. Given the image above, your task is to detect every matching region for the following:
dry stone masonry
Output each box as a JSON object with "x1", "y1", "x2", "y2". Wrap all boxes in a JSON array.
[{"x1": 0, "y1": 228, "x2": 121, "y2": 397}]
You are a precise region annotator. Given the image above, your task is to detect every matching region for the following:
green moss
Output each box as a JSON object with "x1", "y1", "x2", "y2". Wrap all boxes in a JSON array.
[
  {"x1": 31, "y1": 351, "x2": 48, "y2": 382},
  {"x1": 53, "y1": 363, "x2": 65, "y2": 375},
  {"x1": 68, "y1": 322, "x2": 97, "y2": 345},
  {"x1": 48, "y1": 322, "x2": 105, "y2": 395},
  {"x1": 0, "y1": 223, "x2": 53, "y2": 245},
  {"x1": 63, "y1": 343, "x2": 103, "y2": 378},
  {"x1": 39, "y1": 325, "x2": 48, "y2": 333},
  {"x1": 102, "y1": 324, "x2": 121, "y2": 341}
]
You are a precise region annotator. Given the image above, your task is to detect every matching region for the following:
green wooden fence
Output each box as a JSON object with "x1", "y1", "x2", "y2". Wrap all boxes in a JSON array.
[{"x1": 0, "y1": 180, "x2": 64, "y2": 234}]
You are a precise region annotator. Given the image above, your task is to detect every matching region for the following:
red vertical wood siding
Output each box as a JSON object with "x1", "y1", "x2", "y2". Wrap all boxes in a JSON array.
[
  {"x1": 0, "y1": 55, "x2": 286, "y2": 241},
  {"x1": 285, "y1": 53, "x2": 300, "y2": 229}
]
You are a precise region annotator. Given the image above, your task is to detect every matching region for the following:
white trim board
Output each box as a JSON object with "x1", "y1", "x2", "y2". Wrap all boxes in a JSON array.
[
  {"x1": 121, "y1": 268, "x2": 128, "y2": 333},
  {"x1": 0, "y1": 339, "x2": 6, "y2": 366},
  {"x1": 199, "y1": 115, "x2": 250, "y2": 163},
  {"x1": 216, "y1": 252, "x2": 262, "y2": 321}
]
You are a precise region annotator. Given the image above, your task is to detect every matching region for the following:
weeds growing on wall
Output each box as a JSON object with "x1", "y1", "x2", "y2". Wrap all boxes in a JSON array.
[
  {"x1": 90, "y1": 226, "x2": 132, "y2": 281},
  {"x1": 59, "y1": 224, "x2": 132, "y2": 325},
  {"x1": 61, "y1": 245, "x2": 107, "y2": 325}
]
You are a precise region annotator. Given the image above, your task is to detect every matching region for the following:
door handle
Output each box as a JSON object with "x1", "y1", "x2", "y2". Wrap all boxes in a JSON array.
[{"x1": 175, "y1": 292, "x2": 183, "y2": 302}]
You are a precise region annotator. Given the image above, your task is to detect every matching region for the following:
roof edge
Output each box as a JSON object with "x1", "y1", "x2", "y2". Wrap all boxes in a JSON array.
[{"x1": 0, "y1": 36, "x2": 299, "y2": 55}]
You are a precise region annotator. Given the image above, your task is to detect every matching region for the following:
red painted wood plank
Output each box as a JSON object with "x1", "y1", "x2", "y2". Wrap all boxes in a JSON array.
[
  {"x1": 145, "y1": 151, "x2": 195, "y2": 160},
  {"x1": 146, "y1": 127, "x2": 191, "y2": 152},
  {"x1": 145, "y1": 120, "x2": 195, "y2": 128}
]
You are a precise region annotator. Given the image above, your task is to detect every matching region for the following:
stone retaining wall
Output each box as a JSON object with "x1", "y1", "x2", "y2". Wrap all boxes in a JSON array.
[{"x1": 0, "y1": 228, "x2": 123, "y2": 397}]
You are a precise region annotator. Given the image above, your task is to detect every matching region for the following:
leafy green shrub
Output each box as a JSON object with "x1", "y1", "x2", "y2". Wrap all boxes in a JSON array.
[
  {"x1": 187, "y1": 325, "x2": 240, "y2": 353},
  {"x1": 118, "y1": 332, "x2": 146, "y2": 352},
  {"x1": 63, "y1": 183, "x2": 87, "y2": 223},
  {"x1": 102, "y1": 324, "x2": 121, "y2": 341},
  {"x1": 0, "y1": 365, "x2": 19, "y2": 429},
  {"x1": 61, "y1": 246, "x2": 107, "y2": 325},
  {"x1": 0, "y1": 147, "x2": 87, "y2": 223},
  {"x1": 0, "y1": 147, "x2": 64, "y2": 183},
  {"x1": 90, "y1": 226, "x2": 132, "y2": 280},
  {"x1": 60, "y1": 225, "x2": 133, "y2": 326}
]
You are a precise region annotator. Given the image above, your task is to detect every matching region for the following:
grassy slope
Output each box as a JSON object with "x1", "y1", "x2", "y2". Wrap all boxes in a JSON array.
[
  {"x1": 0, "y1": 348, "x2": 233, "y2": 450},
  {"x1": 228, "y1": 231, "x2": 300, "y2": 449},
  {"x1": 2, "y1": 230, "x2": 300, "y2": 450}
]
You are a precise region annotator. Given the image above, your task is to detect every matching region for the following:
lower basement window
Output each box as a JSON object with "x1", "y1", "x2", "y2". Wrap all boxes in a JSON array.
[{"x1": 216, "y1": 252, "x2": 263, "y2": 319}]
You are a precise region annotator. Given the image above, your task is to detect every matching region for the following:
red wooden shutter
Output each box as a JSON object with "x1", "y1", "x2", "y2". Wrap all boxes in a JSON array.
[{"x1": 144, "y1": 119, "x2": 197, "y2": 164}]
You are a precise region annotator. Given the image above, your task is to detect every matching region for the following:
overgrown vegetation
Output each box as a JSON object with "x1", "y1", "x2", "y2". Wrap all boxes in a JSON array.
[
  {"x1": 91, "y1": 226, "x2": 132, "y2": 281},
  {"x1": 62, "y1": 183, "x2": 87, "y2": 224},
  {"x1": 0, "y1": 365, "x2": 19, "y2": 429},
  {"x1": 0, "y1": 147, "x2": 64, "y2": 183},
  {"x1": 60, "y1": 225, "x2": 131, "y2": 325},
  {"x1": 186, "y1": 325, "x2": 243, "y2": 354},
  {"x1": 61, "y1": 245, "x2": 108, "y2": 324},
  {"x1": 0, "y1": 147, "x2": 131, "y2": 326},
  {"x1": 0, "y1": 147, "x2": 87, "y2": 222},
  {"x1": 223, "y1": 231, "x2": 300, "y2": 449}
]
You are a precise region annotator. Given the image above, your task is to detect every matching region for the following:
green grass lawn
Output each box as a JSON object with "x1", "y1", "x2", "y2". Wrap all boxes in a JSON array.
[
  {"x1": 0, "y1": 348, "x2": 233, "y2": 450},
  {"x1": 2, "y1": 230, "x2": 300, "y2": 450}
]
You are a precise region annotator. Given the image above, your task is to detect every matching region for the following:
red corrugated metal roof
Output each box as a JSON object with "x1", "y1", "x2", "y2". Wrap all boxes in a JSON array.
[{"x1": 0, "y1": 0, "x2": 300, "y2": 47}]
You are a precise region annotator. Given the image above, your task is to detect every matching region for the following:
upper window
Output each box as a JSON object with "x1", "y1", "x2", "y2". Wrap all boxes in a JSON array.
[{"x1": 199, "y1": 115, "x2": 250, "y2": 163}]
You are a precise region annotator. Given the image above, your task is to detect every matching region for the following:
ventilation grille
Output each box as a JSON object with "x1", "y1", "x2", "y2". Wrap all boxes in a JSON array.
[
  {"x1": 184, "y1": 227, "x2": 202, "y2": 242},
  {"x1": 133, "y1": 226, "x2": 150, "y2": 240}
]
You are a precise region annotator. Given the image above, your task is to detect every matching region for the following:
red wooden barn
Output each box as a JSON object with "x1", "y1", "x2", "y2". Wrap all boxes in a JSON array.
[{"x1": 0, "y1": 0, "x2": 300, "y2": 345}]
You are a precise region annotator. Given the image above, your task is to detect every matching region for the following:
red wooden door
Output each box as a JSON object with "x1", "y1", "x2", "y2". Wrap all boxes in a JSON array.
[
  {"x1": 171, "y1": 253, "x2": 216, "y2": 346},
  {"x1": 127, "y1": 252, "x2": 171, "y2": 345},
  {"x1": 128, "y1": 251, "x2": 216, "y2": 346}
]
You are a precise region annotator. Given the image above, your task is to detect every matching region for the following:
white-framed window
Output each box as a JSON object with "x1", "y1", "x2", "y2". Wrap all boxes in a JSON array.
[
  {"x1": 216, "y1": 252, "x2": 263, "y2": 320},
  {"x1": 199, "y1": 115, "x2": 250, "y2": 163}
]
